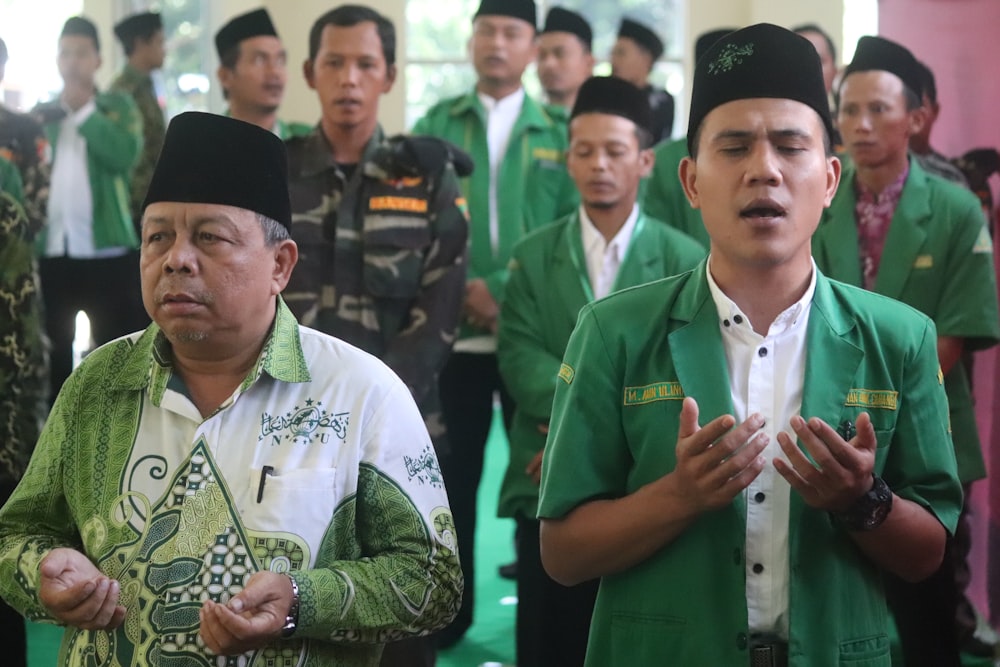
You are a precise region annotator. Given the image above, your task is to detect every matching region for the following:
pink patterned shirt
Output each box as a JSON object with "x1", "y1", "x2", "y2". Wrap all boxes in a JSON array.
[{"x1": 854, "y1": 165, "x2": 909, "y2": 290}]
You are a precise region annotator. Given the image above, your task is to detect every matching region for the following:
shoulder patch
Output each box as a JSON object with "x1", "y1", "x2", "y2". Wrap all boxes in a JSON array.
[
  {"x1": 558, "y1": 363, "x2": 575, "y2": 385},
  {"x1": 532, "y1": 147, "x2": 561, "y2": 162},
  {"x1": 913, "y1": 254, "x2": 933, "y2": 269},
  {"x1": 938, "y1": 367, "x2": 944, "y2": 385},
  {"x1": 973, "y1": 225, "x2": 993, "y2": 254},
  {"x1": 844, "y1": 388, "x2": 899, "y2": 411},
  {"x1": 624, "y1": 382, "x2": 685, "y2": 406},
  {"x1": 369, "y1": 196, "x2": 428, "y2": 214}
]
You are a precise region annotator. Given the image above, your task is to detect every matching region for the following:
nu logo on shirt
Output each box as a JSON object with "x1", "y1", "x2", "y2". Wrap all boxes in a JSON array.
[
  {"x1": 844, "y1": 389, "x2": 899, "y2": 411},
  {"x1": 624, "y1": 382, "x2": 685, "y2": 406},
  {"x1": 259, "y1": 399, "x2": 350, "y2": 445}
]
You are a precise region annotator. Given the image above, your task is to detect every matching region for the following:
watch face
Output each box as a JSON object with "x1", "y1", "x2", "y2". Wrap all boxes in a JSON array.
[{"x1": 839, "y1": 475, "x2": 893, "y2": 532}]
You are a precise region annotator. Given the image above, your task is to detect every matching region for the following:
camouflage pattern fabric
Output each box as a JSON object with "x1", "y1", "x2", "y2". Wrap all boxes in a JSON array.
[
  {"x1": 283, "y1": 126, "x2": 469, "y2": 451},
  {"x1": 0, "y1": 192, "x2": 47, "y2": 485},
  {"x1": 0, "y1": 105, "x2": 49, "y2": 238},
  {"x1": 110, "y1": 64, "x2": 166, "y2": 226}
]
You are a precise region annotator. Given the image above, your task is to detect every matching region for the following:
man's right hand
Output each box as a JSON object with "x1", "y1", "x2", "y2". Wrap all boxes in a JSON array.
[
  {"x1": 39, "y1": 548, "x2": 125, "y2": 630},
  {"x1": 665, "y1": 397, "x2": 769, "y2": 516}
]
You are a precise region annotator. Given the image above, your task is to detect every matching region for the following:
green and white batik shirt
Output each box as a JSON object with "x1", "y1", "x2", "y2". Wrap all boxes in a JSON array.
[{"x1": 0, "y1": 298, "x2": 462, "y2": 667}]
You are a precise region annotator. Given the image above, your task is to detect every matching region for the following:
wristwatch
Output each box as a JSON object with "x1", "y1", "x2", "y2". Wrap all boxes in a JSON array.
[
  {"x1": 833, "y1": 474, "x2": 893, "y2": 532},
  {"x1": 281, "y1": 574, "x2": 300, "y2": 638}
]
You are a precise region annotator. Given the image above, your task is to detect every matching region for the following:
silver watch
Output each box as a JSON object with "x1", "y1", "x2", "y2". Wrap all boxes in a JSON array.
[{"x1": 280, "y1": 573, "x2": 300, "y2": 638}]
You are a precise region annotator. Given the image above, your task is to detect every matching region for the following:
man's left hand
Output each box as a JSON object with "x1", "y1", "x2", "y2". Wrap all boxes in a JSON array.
[
  {"x1": 199, "y1": 571, "x2": 295, "y2": 655},
  {"x1": 774, "y1": 412, "x2": 877, "y2": 512}
]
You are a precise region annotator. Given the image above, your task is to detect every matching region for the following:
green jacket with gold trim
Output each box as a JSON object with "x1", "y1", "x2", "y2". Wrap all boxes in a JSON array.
[
  {"x1": 496, "y1": 210, "x2": 703, "y2": 518},
  {"x1": 813, "y1": 158, "x2": 1000, "y2": 483},
  {"x1": 412, "y1": 90, "x2": 577, "y2": 339},
  {"x1": 538, "y1": 261, "x2": 962, "y2": 666}
]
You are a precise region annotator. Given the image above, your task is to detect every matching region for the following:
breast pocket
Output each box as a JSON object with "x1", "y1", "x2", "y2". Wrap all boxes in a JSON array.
[
  {"x1": 363, "y1": 219, "x2": 432, "y2": 299},
  {"x1": 242, "y1": 466, "x2": 341, "y2": 538}
]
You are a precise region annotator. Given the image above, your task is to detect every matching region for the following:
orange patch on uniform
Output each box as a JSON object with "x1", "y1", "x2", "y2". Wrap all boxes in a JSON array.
[{"x1": 369, "y1": 196, "x2": 428, "y2": 213}]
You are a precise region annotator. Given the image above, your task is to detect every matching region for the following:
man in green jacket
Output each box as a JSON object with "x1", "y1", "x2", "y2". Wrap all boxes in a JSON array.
[
  {"x1": 812, "y1": 35, "x2": 1000, "y2": 666},
  {"x1": 411, "y1": 0, "x2": 576, "y2": 645},
  {"x1": 34, "y1": 16, "x2": 145, "y2": 404},
  {"x1": 497, "y1": 75, "x2": 702, "y2": 667},
  {"x1": 111, "y1": 11, "x2": 167, "y2": 230},
  {"x1": 214, "y1": 8, "x2": 311, "y2": 140},
  {"x1": 538, "y1": 24, "x2": 962, "y2": 666}
]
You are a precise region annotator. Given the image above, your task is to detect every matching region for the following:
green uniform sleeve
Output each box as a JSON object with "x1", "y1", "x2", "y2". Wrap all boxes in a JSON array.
[
  {"x1": 0, "y1": 157, "x2": 25, "y2": 205},
  {"x1": 497, "y1": 244, "x2": 563, "y2": 421},
  {"x1": 381, "y1": 164, "x2": 469, "y2": 406},
  {"x1": 538, "y1": 305, "x2": 632, "y2": 519},
  {"x1": 0, "y1": 361, "x2": 82, "y2": 623},
  {"x1": 882, "y1": 317, "x2": 964, "y2": 533},
  {"x1": 79, "y1": 92, "x2": 143, "y2": 174},
  {"x1": 932, "y1": 196, "x2": 999, "y2": 350}
]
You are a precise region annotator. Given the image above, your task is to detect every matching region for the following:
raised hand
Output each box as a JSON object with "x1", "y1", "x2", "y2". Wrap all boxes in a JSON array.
[
  {"x1": 774, "y1": 411, "x2": 877, "y2": 511},
  {"x1": 667, "y1": 397, "x2": 769, "y2": 515}
]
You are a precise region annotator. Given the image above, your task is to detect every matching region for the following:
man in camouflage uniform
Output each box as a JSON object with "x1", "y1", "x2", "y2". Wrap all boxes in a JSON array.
[
  {"x1": 111, "y1": 12, "x2": 167, "y2": 230},
  {"x1": 0, "y1": 37, "x2": 49, "y2": 235},
  {"x1": 283, "y1": 8, "x2": 468, "y2": 664},
  {"x1": 0, "y1": 190, "x2": 48, "y2": 667}
]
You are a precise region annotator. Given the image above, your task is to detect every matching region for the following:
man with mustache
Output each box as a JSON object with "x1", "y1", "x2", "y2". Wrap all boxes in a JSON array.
[
  {"x1": 813, "y1": 35, "x2": 1000, "y2": 666},
  {"x1": 412, "y1": 0, "x2": 576, "y2": 646},
  {"x1": 283, "y1": 7, "x2": 470, "y2": 664},
  {"x1": 215, "y1": 8, "x2": 310, "y2": 140},
  {"x1": 0, "y1": 111, "x2": 462, "y2": 667},
  {"x1": 538, "y1": 24, "x2": 963, "y2": 666},
  {"x1": 497, "y1": 75, "x2": 702, "y2": 667}
]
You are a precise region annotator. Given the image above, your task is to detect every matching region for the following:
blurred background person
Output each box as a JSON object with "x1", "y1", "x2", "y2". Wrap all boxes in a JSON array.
[
  {"x1": 214, "y1": 7, "x2": 310, "y2": 139},
  {"x1": 610, "y1": 17, "x2": 673, "y2": 143},
  {"x1": 536, "y1": 7, "x2": 594, "y2": 114},
  {"x1": 111, "y1": 11, "x2": 167, "y2": 232}
]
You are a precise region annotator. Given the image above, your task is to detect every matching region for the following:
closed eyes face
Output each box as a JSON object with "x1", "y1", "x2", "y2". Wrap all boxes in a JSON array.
[{"x1": 680, "y1": 97, "x2": 840, "y2": 273}]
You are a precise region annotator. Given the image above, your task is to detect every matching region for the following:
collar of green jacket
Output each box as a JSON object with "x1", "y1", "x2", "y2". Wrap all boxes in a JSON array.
[{"x1": 448, "y1": 88, "x2": 561, "y2": 133}]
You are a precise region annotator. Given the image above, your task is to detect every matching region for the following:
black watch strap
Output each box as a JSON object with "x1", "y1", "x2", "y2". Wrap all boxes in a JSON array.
[{"x1": 833, "y1": 474, "x2": 893, "y2": 532}]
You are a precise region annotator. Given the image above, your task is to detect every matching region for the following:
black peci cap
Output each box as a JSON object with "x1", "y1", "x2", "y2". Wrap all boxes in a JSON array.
[
  {"x1": 215, "y1": 8, "x2": 279, "y2": 59},
  {"x1": 571, "y1": 76, "x2": 652, "y2": 133},
  {"x1": 687, "y1": 23, "x2": 835, "y2": 155},
  {"x1": 842, "y1": 35, "x2": 922, "y2": 101},
  {"x1": 617, "y1": 18, "x2": 664, "y2": 61},
  {"x1": 473, "y1": 0, "x2": 537, "y2": 29},
  {"x1": 542, "y1": 7, "x2": 592, "y2": 51},
  {"x1": 142, "y1": 112, "x2": 291, "y2": 229}
]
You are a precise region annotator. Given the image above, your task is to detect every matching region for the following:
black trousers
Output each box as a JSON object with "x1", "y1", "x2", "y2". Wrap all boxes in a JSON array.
[
  {"x1": 516, "y1": 516, "x2": 598, "y2": 667},
  {"x1": 0, "y1": 479, "x2": 26, "y2": 667},
  {"x1": 40, "y1": 253, "x2": 148, "y2": 403},
  {"x1": 884, "y1": 498, "x2": 971, "y2": 667},
  {"x1": 436, "y1": 352, "x2": 515, "y2": 642}
]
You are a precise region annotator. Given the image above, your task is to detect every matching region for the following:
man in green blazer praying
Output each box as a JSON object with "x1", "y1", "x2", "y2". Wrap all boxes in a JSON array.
[
  {"x1": 538, "y1": 24, "x2": 962, "y2": 667},
  {"x1": 496, "y1": 75, "x2": 702, "y2": 667}
]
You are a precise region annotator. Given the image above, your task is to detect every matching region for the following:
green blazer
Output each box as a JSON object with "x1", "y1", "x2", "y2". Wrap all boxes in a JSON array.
[
  {"x1": 35, "y1": 90, "x2": 141, "y2": 251},
  {"x1": 538, "y1": 261, "x2": 962, "y2": 667},
  {"x1": 641, "y1": 137, "x2": 709, "y2": 249},
  {"x1": 496, "y1": 211, "x2": 704, "y2": 518},
  {"x1": 412, "y1": 90, "x2": 578, "y2": 339},
  {"x1": 813, "y1": 158, "x2": 1000, "y2": 482}
]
